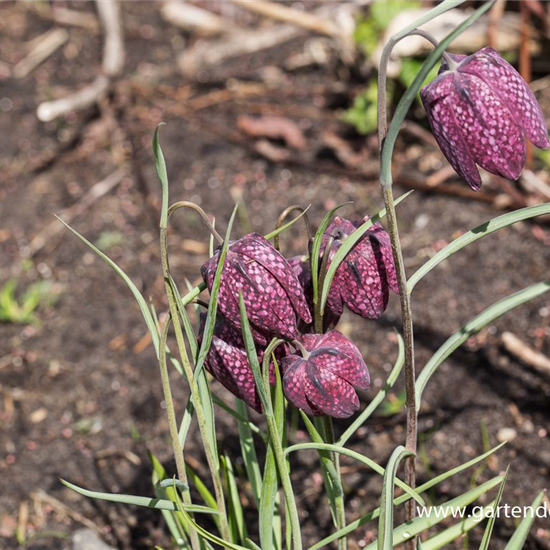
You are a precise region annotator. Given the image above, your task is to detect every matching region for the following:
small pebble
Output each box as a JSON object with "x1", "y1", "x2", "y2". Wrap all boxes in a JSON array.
[{"x1": 497, "y1": 428, "x2": 517, "y2": 442}]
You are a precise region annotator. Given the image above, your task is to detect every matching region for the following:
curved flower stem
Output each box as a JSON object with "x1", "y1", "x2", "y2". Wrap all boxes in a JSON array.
[
  {"x1": 160, "y1": 226, "x2": 231, "y2": 544},
  {"x1": 168, "y1": 201, "x2": 224, "y2": 245},
  {"x1": 273, "y1": 205, "x2": 312, "y2": 252},
  {"x1": 377, "y1": 26, "x2": 435, "y2": 541},
  {"x1": 377, "y1": 28, "x2": 456, "y2": 151},
  {"x1": 314, "y1": 235, "x2": 334, "y2": 333},
  {"x1": 159, "y1": 316, "x2": 200, "y2": 550}
]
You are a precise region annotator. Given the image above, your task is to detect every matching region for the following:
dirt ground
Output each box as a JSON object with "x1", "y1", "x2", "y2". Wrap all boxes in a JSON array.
[{"x1": 1, "y1": 2, "x2": 550, "y2": 549}]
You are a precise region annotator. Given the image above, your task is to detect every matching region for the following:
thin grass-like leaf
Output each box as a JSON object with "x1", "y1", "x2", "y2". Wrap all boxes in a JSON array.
[
  {"x1": 185, "y1": 466, "x2": 218, "y2": 512},
  {"x1": 194, "y1": 203, "x2": 238, "y2": 381},
  {"x1": 479, "y1": 467, "x2": 509, "y2": 550},
  {"x1": 378, "y1": 446, "x2": 415, "y2": 550},
  {"x1": 301, "y1": 412, "x2": 341, "y2": 525},
  {"x1": 153, "y1": 124, "x2": 169, "y2": 229},
  {"x1": 239, "y1": 297, "x2": 302, "y2": 550},
  {"x1": 310, "y1": 202, "x2": 353, "y2": 308},
  {"x1": 320, "y1": 191, "x2": 412, "y2": 314},
  {"x1": 57, "y1": 217, "x2": 159, "y2": 357},
  {"x1": 285, "y1": 442, "x2": 423, "y2": 506},
  {"x1": 150, "y1": 451, "x2": 190, "y2": 549},
  {"x1": 222, "y1": 454, "x2": 247, "y2": 544},
  {"x1": 363, "y1": 476, "x2": 504, "y2": 550},
  {"x1": 213, "y1": 395, "x2": 266, "y2": 441},
  {"x1": 504, "y1": 490, "x2": 546, "y2": 550},
  {"x1": 235, "y1": 399, "x2": 263, "y2": 506},
  {"x1": 408, "y1": 203, "x2": 550, "y2": 292},
  {"x1": 264, "y1": 205, "x2": 312, "y2": 241},
  {"x1": 421, "y1": 503, "x2": 495, "y2": 550},
  {"x1": 338, "y1": 332, "x2": 404, "y2": 446},
  {"x1": 307, "y1": 442, "x2": 506, "y2": 550},
  {"x1": 61, "y1": 479, "x2": 217, "y2": 514},
  {"x1": 172, "y1": 483, "x2": 250, "y2": 550},
  {"x1": 417, "y1": 281, "x2": 550, "y2": 402}
]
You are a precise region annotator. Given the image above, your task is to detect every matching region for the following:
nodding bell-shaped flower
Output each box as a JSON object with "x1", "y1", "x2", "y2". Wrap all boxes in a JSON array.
[
  {"x1": 200, "y1": 315, "x2": 287, "y2": 413},
  {"x1": 421, "y1": 47, "x2": 549, "y2": 191},
  {"x1": 282, "y1": 331, "x2": 370, "y2": 419},
  {"x1": 201, "y1": 233, "x2": 312, "y2": 345},
  {"x1": 321, "y1": 216, "x2": 398, "y2": 320},
  {"x1": 287, "y1": 255, "x2": 341, "y2": 333}
]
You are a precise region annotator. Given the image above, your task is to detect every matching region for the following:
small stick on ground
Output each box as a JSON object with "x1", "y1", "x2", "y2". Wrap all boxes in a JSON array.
[
  {"x1": 12, "y1": 28, "x2": 69, "y2": 79},
  {"x1": 28, "y1": 169, "x2": 125, "y2": 257},
  {"x1": 502, "y1": 332, "x2": 550, "y2": 376},
  {"x1": 37, "y1": 0, "x2": 124, "y2": 121}
]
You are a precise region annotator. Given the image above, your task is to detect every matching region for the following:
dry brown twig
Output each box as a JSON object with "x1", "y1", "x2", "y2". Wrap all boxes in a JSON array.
[
  {"x1": 502, "y1": 332, "x2": 550, "y2": 376},
  {"x1": 28, "y1": 169, "x2": 126, "y2": 257},
  {"x1": 161, "y1": 1, "x2": 230, "y2": 36},
  {"x1": 37, "y1": 0, "x2": 124, "y2": 122},
  {"x1": 12, "y1": 28, "x2": 69, "y2": 79}
]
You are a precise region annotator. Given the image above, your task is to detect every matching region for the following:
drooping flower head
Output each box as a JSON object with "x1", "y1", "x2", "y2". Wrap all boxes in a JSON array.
[
  {"x1": 282, "y1": 331, "x2": 370, "y2": 418},
  {"x1": 320, "y1": 216, "x2": 398, "y2": 320},
  {"x1": 201, "y1": 233, "x2": 312, "y2": 345},
  {"x1": 199, "y1": 315, "x2": 288, "y2": 413},
  {"x1": 421, "y1": 47, "x2": 549, "y2": 191},
  {"x1": 287, "y1": 254, "x2": 341, "y2": 333}
]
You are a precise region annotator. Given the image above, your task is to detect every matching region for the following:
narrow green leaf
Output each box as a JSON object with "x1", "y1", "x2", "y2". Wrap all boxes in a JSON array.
[
  {"x1": 260, "y1": 445, "x2": 279, "y2": 550},
  {"x1": 302, "y1": 412, "x2": 340, "y2": 524},
  {"x1": 246, "y1": 539, "x2": 262, "y2": 550},
  {"x1": 172, "y1": 482, "x2": 250, "y2": 550},
  {"x1": 61, "y1": 479, "x2": 216, "y2": 514},
  {"x1": 307, "y1": 443, "x2": 506, "y2": 550},
  {"x1": 421, "y1": 503, "x2": 495, "y2": 550},
  {"x1": 417, "y1": 281, "x2": 550, "y2": 402},
  {"x1": 479, "y1": 467, "x2": 509, "y2": 550},
  {"x1": 388, "y1": 0, "x2": 465, "y2": 44},
  {"x1": 235, "y1": 399, "x2": 263, "y2": 506},
  {"x1": 320, "y1": 191, "x2": 412, "y2": 314},
  {"x1": 311, "y1": 201, "x2": 353, "y2": 308},
  {"x1": 185, "y1": 466, "x2": 218, "y2": 512},
  {"x1": 150, "y1": 451, "x2": 190, "y2": 549},
  {"x1": 222, "y1": 454, "x2": 247, "y2": 544},
  {"x1": 264, "y1": 205, "x2": 312, "y2": 241},
  {"x1": 504, "y1": 490, "x2": 546, "y2": 550},
  {"x1": 378, "y1": 446, "x2": 414, "y2": 550},
  {"x1": 57, "y1": 217, "x2": 160, "y2": 357},
  {"x1": 285, "y1": 442, "x2": 424, "y2": 506},
  {"x1": 213, "y1": 395, "x2": 266, "y2": 441},
  {"x1": 338, "y1": 332, "x2": 404, "y2": 446},
  {"x1": 153, "y1": 124, "x2": 169, "y2": 229},
  {"x1": 194, "y1": 203, "x2": 238, "y2": 380},
  {"x1": 363, "y1": 476, "x2": 504, "y2": 550},
  {"x1": 408, "y1": 203, "x2": 550, "y2": 292}
]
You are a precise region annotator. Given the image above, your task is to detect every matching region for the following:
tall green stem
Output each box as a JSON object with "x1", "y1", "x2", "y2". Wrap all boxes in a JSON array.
[
  {"x1": 160, "y1": 227, "x2": 231, "y2": 544},
  {"x1": 159, "y1": 317, "x2": 200, "y2": 550}
]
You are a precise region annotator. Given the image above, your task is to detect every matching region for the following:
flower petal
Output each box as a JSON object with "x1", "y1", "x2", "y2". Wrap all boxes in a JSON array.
[
  {"x1": 231, "y1": 234, "x2": 312, "y2": 324},
  {"x1": 421, "y1": 74, "x2": 482, "y2": 190},
  {"x1": 313, "y1": 331, "x2": 370, "y2": 390},
  {"x1": 337, "y1": 249, "x2": 388, "y2": 319},
  {"x1": 451, "y1": 73, "x2": 525, "y2": 181},
  {"x1": 209, "y1": 337, "x2": 262, "y2": 412},
  {"x1": 365, "y1": 221, "x2": 399, "y2": 294},
  {"x1": 459, "y1": 47, "x2": 549, "y2": 149},
  {"x1": 282, "y1": 356, "x2": 316, "y2": 416},
  {"x1": 304, "y1": 366, "x2": 360, "y2": 419}
]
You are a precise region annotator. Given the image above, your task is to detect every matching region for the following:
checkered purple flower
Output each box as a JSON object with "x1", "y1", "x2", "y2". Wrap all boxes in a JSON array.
[
  {"x1": 200, "y1": 315, "x2": 287, "y2": 413},
  {"x1": 201, "y1": 233, "x2": 312, "y2": 345},
  {"x1": 321, "y1": 216, "x2": 398, "y2": 320},
  {"x1": 421, "y1": 47, "x2": 549, "y2": 191},
  {"x1": 282, "y1": 331, "x2": 370, "y2": 418}
]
